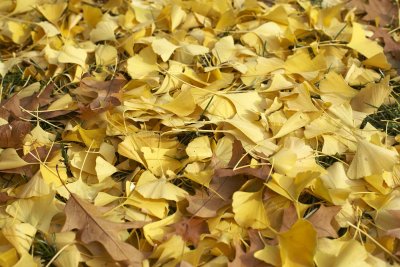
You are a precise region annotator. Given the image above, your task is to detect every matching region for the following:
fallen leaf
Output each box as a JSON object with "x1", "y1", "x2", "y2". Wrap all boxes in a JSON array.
[
  {"x1": 278, "y1": 219, "x2": 317, "y2": 267},
  {"x1": 170, "y1": 217, "x2": 209, "y2": 246},
  {"x1": 307, "y1": 205, "x2": 341, "y2": 238},
  {"x1": 62, "y1": 193, "x2": 146, "y2": 265}
]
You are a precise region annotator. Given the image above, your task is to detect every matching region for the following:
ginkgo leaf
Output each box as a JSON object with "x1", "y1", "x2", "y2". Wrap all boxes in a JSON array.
[
  {"x1": 186, "y1": 136, "x2": 212, "y2": 161},
  {"x1": 151, "y1": 235, "x2": 189, "y2": 266},
  {"x1": 232, "y1": 189, "x2": 269, "y2": 229},
  {"x1": 95, "y1": 45, "x2": 118, "y2": 66},
  {"x1": 127, "y1": 47, "x2": 159, "y2": 79},
  {"x1": 278, "y1": 219, "x2": 317, "y2": 267},
  {"x1": 135, "y1": 171, "x2": 188, "y2": 201},
  {"x1": 160, "y1": 89, "x2": 196, "y2": 116},
  {"x1": 58, "y1": 45, "x2": 87, "y2": 67},
  {"x1": 95, "y1": 156, "x2": 118, "y2": 182},
  {"x1": 151, "y1": 38, "x2": 179, "y2": 62},
  {"x1": 2, "y1": 223, "x2": 37, "y2": 256},
  {"x1": 347, "y1": 22, "x2": 383, "y2": 59},
  {"x1": 6, "y1": 193, "x2": 59, "y2": 232},
  {"x1": 0, "y1": 148, "x2": 29, "y2": 170},
  {"x1": 37, "y1": 2, "x2": 67, "y2": 24},
  {"x1": 90, "y1": 14, "x2": 118, "y2": 43},
  {"x1": 351, "y1": 76, "x2": 392, "y2": 114},
  {"x1": 37, "y1": 21, "x2": 60, "y2": 37},
  {"x1": 0, "y1": 248, "x2": 18, "y2": 267},
  {"x1": 347, "y1": 139, "x2": 398, "y2": 179},
  {"x1": 319, "y1": 72, "x2": 358, "y2": 105},
  {"x1": 212, "y1": 35, "x2": 236, "y2": 63},
  {"x1": 272, "y1": 112, "x2": 310, "y2": 139},
  {"x1": 315, "y1": 239, "x2": 372, "y2": 267}
]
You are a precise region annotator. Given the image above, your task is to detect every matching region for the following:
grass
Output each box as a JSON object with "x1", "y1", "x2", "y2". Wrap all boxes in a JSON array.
[
  {"x1": 316, "y1": 153, "x2": 346, "y2": 168},
  {"x1": 31, "y1": 232, "x2": 58, "y2": 266},
  {"x1": 361, "y1": 87, "x2": 400, "y2": 137}
]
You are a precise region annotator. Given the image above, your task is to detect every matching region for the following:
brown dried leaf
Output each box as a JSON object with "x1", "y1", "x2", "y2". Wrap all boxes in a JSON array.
[
  {"x1": 170, "y1": 217, "x2": 209, "y2": 246},
  {"x1": 370, "y1": 26, "x2": 400, "y2": 53},
  {"x1": 186, "y1": 176, "x2": 246, "y2": 218},
  {"x1": 73, "y1": 75, "x2": 127, "y2": 117},
  {"x1": 228, "y1": 230, "x2": 267, "y2": 267},
  {"x1": 0, "y1": 192, "x2": 16, "y2": 204},
  {"x1": 307, "y1": 205, "x2": 341, "y2": 238},
  {"x1": 362, "y1": 0, "x2": 398, "y2": 26},
  {"x1": 0, "y1": 120, "x2": 31, "y2": 148},
  {"x1": 215, "y1": 139, "x2": 271, "y2": 180},
  {"x1": 62, "y1": 193, "x2": 145, "y2": 265},
  {"x1": 280, "y1": 204, "x2": 298, "y2": 232}
]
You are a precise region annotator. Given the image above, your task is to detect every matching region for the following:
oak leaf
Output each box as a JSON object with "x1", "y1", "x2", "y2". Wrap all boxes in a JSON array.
[
  {"x1": 307, "y1": 205, "x2": 341, "y2": 238},
  {"x1": 62, "y1": 193, "x2": 146, "y2": 265},
  {"x1": 170, "y1": 217, "x2": 209, "y2": 246}
]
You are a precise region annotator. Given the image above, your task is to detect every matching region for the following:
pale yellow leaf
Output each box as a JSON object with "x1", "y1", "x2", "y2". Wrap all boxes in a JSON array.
[
  {"x1": 186, "y1": 136, "x2": 212, "y2": 161},
  {"x1": 127, "y1": 47, "x2": 159, "y2": 79},
  {"x1": 212, "y1": 35, "x2": 235, "y2": 63},
  {"x1": 95, "y1": 156, "x2": 118, "y2": 182},
  {"x1": 6, "y1": 193, "x2": 59, "y2": 232},
  {"x1": 0, "y1": 149, "x2": 29, "y2": 170},
  {"x1": 232, "y1": 189, "x2": 269, "y2": 229},
  {"x1": 95, "y1": 45, "x2": 118, "y2": 66},
  {"x1": 151, "y1": 38, "x2": 179, "y2": 62},
  {"x1": 2, "y1": 223, "x2": 36, "y2": 256},
  {"x1": 347, "y1": 23, "x2": 383, "y2": 59},
  {"x1": 347, "y1": 140, "x2": 398, "y2": 179},
  {"x1": 279, "y1": 220, "x2": 316, "y2": 267},
  {"x1": 136, "y1": 171, "x2": 188, "y2": 201},
  {"x1": 58, "y1": 45, "x2": 87, "y2": 67}
]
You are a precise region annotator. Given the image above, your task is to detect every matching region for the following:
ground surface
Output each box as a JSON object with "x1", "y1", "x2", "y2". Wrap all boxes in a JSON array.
[{"x1": 0, "y1": 0, "x2": 400, "y2": 266}]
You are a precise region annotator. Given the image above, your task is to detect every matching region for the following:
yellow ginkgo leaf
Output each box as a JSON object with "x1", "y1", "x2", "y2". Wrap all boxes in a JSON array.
[
  {"x1": 78, "y1": 126, "x2": 106, "y2": 149},
  {"x1": 232, "y1": 189, "x2": 269, "y2": 229},
  {"x1": 254, "y1": 245, "x2": 281, "y2": 266},
  {"x1": 37, "y1": 2, "x2": 67, "y2": 24},
  {"x1": 14, "y1": 172, "x2": 50, "y2": 198},
  {"x1": 186, "y1": 136, "x2": 212, "y2": 161},
  {"x1": 0, "y1": 148, "x2": 29, "y2": 170},
  {"x1": 152, "y1": 235, "x2": 189, "y2": 266},
  {"x1": 160, "y1": 89, "x2": 196, "y2": 116},
  {"x1": 347, "y1": 139, "x2": 398, "y2": 179},
  {"x1": 6, "y1": 193, "x2": 60, "y2": 232},
  {"x1": 95, "y1": 156, "x2": 118, "y2": 182},
  {"x1": 184, "y1": 162, "x2": 213, "y2": 187},
  {"x1": 37, "y1": 21, "x2": 60, "y2": 37},
  {"x1": 272, "y1": 112, "x2": 310, "y2": 139},
  {"x1": 0, "y1": 247, "x2": 18, "y2": 267},
  {"x1": 136, "y1": 171, "x2": 188, "y2": 201},
  {"x1": 151, "y1": 38, "x2": 179, "y2": 62},
  {"x1": 212, "y1": 35, "x2": 235, "y2": 63},
  {"x1": 89, "y1": 14, "x2": 118, "y2": 43},
  {"x1": 319, "y1": 72, "x2": 358, "y2": 105},
  {"x1": 285, "y1": 50, "x2": 326, "y2": 80},
  {"x1": 11, "y1": 0, "x2": 39, "y2": 14},
  {"x1": 95, "y1": 45, "x2": 118, "y2": 66},
  {"x1": 315, "y1": 239, "x2": 373, "y2": 267},
  {"x1": 127, "y1": 47, "x2": 159, "y2": 79},
  {"x1": 2, "y1": 223, "x2": 37, "y2": 256},
  {"x1": 278, "y1": 219, "x2": 316, "y2": 267},
  {"x1": 351, "y1": 76, "x2": 392, "y2": 114},
  {"x1": 347, "y1": 23, "x2": 383, "y2": 59},
  {"x1": 124, "y1": 191, "x2": 169, "y2": 219},
  {"x1": 143, "y1": 212, "x2": 182, "y2": 245},
  {"x1": 58, "y1": 45, "x2": 87, "y2": 67},
  {"x1": 141, "y1": 147, "x2": 182, "y2": 177}
]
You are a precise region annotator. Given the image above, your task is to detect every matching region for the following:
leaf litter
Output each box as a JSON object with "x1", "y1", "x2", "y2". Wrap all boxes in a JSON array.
[{"x1": 0, "y1": 0, "x2": 399, "y2": 266}]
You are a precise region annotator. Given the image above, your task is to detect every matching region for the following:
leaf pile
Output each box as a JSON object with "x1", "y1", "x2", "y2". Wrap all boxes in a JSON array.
[{"x1": 0, "y1": 0, "x2": 400, "y2": 266}]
